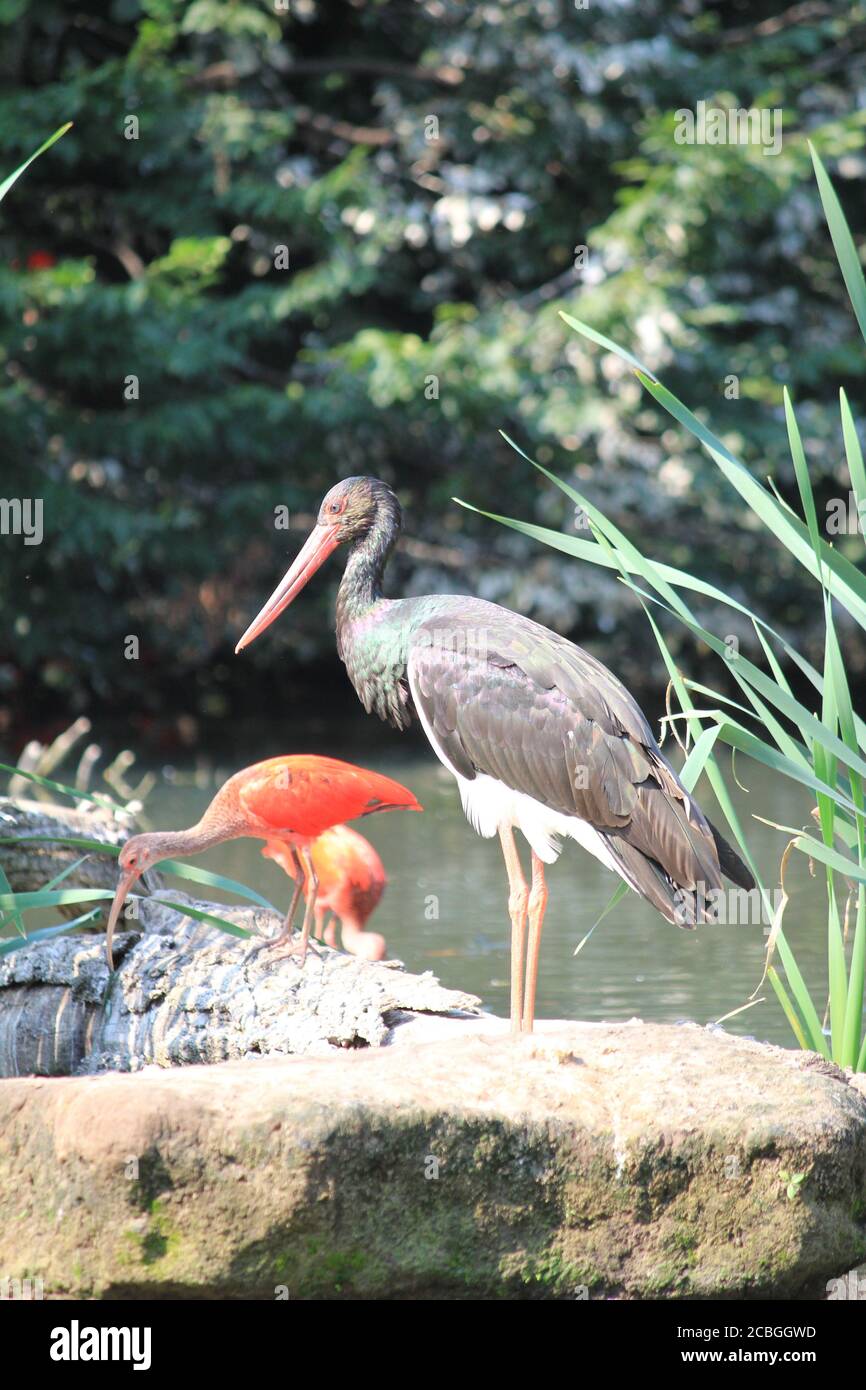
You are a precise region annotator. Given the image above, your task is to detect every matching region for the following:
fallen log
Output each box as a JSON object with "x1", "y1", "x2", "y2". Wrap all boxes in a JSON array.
[{"x1": 0, "y1": 896, "x2": 482, "y2": 1077}]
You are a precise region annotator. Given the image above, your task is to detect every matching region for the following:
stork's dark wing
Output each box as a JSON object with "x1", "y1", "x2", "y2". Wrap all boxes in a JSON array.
[{"x1": 407, "y1": 603, "x2": 753, "y2": 925}]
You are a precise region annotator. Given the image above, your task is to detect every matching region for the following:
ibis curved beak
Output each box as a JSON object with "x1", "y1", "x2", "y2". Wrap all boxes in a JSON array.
[
  {"x1": 105, "y1": 867, "x2": 141, "y2": 971},
  {"x1": 235, "y1": 523, "x2": 341, "y2": 653}
]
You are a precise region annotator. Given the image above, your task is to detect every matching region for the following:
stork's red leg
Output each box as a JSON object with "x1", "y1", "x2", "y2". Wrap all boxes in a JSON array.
[
  {"x1": 498, "y1": 826, "x2": 528, "y2": 1035},
  {"x1": 522, "y1": 851, "x2": 548, "y2": 1033}
]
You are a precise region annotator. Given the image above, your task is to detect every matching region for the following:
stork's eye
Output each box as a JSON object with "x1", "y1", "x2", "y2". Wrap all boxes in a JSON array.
[{"x1": 329, "y1": 500, "x2": 342, "y2": 514}]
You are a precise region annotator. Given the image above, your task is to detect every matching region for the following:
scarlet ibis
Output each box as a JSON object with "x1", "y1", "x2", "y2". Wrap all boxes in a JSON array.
[
  {"x1": 104, "y1": 754, "x2": 420, "y2": 969},
  {"x1": 236, "y1": 476, "x2": 754, "y2": 1034},
  {"x1": 262, "y1": 824, "x2": 388, "y2": 961}
]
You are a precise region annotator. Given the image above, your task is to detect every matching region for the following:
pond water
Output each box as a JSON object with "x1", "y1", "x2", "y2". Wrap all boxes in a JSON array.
[{"x1": 135, "y1": 712, "x2": 834, "y2": 1052}]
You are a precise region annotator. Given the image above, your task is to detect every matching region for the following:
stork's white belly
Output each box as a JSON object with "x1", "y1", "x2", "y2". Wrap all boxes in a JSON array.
[
  {"x1": 455, "y1": 767, "x2": 620, "y2": 872},
  {"x1": 407, "y1": 659, "x2": 620, "y2": 873}
]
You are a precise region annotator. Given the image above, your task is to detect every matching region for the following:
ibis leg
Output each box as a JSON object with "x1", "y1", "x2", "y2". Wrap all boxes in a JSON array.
[
  {"x1": 248, "y1": 846, "x2": 304, "y2": 954},
  {"x1": 293, "y1": 845, "x2": 319, "y2": 966},
  {"x1": 522, "y1": 851, "x2": 549, "y2": 1033},
  {"x1": 273, "y1": 846, "x2": 305, "y2": 943},
  {"x1": 498, "y1": 825, "x2": 528, "y2": 1035}
]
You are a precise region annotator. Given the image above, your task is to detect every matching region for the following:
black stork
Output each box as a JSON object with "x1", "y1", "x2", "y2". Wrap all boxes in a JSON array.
[{"x1": 235, "y1": 477, "x2": 754, "y2": 1033}]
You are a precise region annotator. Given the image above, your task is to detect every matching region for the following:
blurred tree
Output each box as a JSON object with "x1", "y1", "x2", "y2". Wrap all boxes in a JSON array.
[{"x1": 0, "y1": 0, "x2": 864, "y2": 744}]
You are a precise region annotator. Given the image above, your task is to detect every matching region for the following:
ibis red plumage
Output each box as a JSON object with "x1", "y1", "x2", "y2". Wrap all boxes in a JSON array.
[
  {"x1": 236, "y1": 477, "x2": 754, "y2": 1034},
  {"x1": 262, "y1": 824, "x2": 388, "y2": 961},
  {"x1": 104, "y1": 753, "x2": 420, "y2": 969}
]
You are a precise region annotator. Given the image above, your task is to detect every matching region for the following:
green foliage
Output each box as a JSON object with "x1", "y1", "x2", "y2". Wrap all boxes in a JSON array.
[
  {"x1": 779, "y1": 1170, "x2": 807, "y2": 1201},
  {"x1": 1, "y1": 3, "x2": 865, "y2": 733}
]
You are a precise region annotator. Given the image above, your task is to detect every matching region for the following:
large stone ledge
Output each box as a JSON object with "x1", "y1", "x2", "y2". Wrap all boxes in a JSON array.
[{"x1": 1, "y1": 1020, "x2": 865, "y2": 1299}]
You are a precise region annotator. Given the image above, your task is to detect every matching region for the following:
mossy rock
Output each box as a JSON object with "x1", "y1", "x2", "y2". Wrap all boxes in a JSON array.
[{"x1": 1, "y1": 1021, "x2": 864, "y2": 1299}]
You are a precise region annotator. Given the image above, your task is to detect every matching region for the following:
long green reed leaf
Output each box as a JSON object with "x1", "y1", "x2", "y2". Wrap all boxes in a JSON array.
[
  {"x1": 0, "y1": 123, "x2": 72, "y2": 205},
  {"x1": 809, "y1": 141, "x2": 866, "y2": 348}
]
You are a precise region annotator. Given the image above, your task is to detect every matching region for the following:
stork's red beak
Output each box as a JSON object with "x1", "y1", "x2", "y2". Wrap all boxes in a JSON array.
[
  {"x1": 235, "y1": 524, "x2": 341, "y2": 653},
  {"x1": 105, "y1": 867, "x2": 141, "y2": 971}
]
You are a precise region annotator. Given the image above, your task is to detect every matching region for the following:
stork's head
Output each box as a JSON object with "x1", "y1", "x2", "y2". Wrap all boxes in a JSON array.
[
  {"x1": 317, "y1": 476, "x2": 398, "y2": 543},
  {"x1": 235, "y1": 476, "x2": 400, "y2": 652}
]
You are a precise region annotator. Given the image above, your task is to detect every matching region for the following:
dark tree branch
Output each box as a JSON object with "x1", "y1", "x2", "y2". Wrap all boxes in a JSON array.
[{"x1": 189, "y1": 58, "x2": 464, "y2": 90}]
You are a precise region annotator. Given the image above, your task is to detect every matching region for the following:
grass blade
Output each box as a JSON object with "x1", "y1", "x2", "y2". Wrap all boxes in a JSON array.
[
  {"x1": 0, "y1": 762, "x2": 123, "y2": 809},
  {"x1": 840, "y1": 390, "x2": 866, "y2": 538},
  {"x1": 573, "y1": 880, "x2": 629, "y2": 957},
  {"x1": 0, "y1": 887, "x2": 113, "y2": 912},
  {"x1": 809, "y1": 141, "x2": 866, "y2": 349},
  {"x1": 0, "y1": 909, "x2": 101, "y2": 958},
  {"x1": 0, "y1": 835, "x2": 121, "y2": 854},
  {"x1": 159, "y1": 858, "x2": 280, "y2": 914},
  {"x1": 679, "y1": 725, "x2": 722, "y2": 792},
  {"x1": 150, "y1": 898, "x2": 256, "y2": 941},
  {"x1": 842, "y1": 893, "x2": 866, "y2": 1068},
  {"x1": 0, "y1": 123, "x2": 72, "y2": 205},
  {"x1": 767, "y1": 966, "x2": 811, "y2": 1053}
]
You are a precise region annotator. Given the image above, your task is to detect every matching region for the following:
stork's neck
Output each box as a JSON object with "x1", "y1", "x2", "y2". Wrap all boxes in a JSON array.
[
  {"x1": 336, "y1": 495, "x2": 400, "y2": 627},
  {"x1": 333, "y1": 490, "x2": 413, "y2": 730}
]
